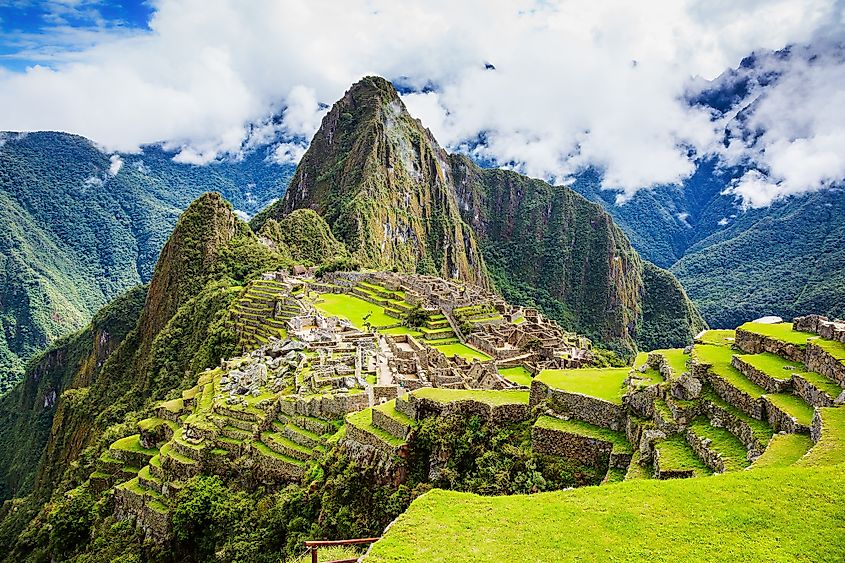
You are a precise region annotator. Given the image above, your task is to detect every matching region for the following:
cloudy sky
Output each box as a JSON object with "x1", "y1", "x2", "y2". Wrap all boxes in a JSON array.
[{"x1": 0, "y1": 0, "x2": 843, "y2": 207}]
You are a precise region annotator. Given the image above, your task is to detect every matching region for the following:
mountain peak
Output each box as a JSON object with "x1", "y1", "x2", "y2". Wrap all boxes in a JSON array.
[{"x1": 256, "y1": 77, "x2": 489, "y2": 286}]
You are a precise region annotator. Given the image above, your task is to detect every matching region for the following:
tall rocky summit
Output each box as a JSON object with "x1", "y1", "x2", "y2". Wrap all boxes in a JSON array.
[
  {"x1": 259, "y1": 76, "x2": 705, "y2": 352},
  {"x1": 254, "y1": 76, "x2": 488, "y2": 286}
]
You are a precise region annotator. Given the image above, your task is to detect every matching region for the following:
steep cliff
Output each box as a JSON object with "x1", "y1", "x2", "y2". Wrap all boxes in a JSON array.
[{"x1": 254, "y1": 76, "x2": 488, "y2": 286}]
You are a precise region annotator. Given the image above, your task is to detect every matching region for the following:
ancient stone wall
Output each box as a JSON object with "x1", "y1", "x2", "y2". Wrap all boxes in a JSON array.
[
  {"x1": 731, "y1": 356, "x2": 792, "y2": 393},
  {"x1": 762, "y1": 397, "x2": 810, "y2": 434},
  {"x1": 805, "y1": 341, "x2": 845, "y2": 386},
  {"x1": 530, "y1": 380, "x2": 627, "y2": 431},
  {"x1": 701, "y1": 399, "x2": 766, "y2": 457},
  {"x1": 735, "y1": 329, "x2": 805, "y2": 363},
  {"x1": 530, "y1": 425, "x2": 612, "y2": 469},
  {"x1": 792, "y1": 374, "x2": 837, "y2": 408},
  {"x1": 684, "y1": 429, "x2": 725, "y2": 473}
]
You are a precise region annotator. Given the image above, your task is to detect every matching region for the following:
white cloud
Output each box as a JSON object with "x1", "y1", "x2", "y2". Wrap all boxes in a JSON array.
[
  {"x1": 270, "y1": 142, "x2": 307, "y2": 165},
  {"x1": 0, "y1": 0, "x2": 841, "y2": 199},
  {"x1": 108, "y1": 154, "x2": 123, "y2": 175},
  {"x1": 717, "y1": 43, "x2": 845, "y2": 207}
]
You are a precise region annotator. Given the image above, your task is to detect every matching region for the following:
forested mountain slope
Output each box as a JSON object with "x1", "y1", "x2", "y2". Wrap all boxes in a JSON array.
[{"x1": 0, "y1": 132, "x2": 293, "y2": 388}]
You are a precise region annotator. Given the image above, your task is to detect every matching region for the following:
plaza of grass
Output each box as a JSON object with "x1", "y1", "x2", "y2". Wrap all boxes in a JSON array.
[{"x1": 364, "y1": 323, "x2": 845, "y2": 561}]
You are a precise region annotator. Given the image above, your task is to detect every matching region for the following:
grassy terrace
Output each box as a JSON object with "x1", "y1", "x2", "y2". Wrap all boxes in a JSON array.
[
  {"x1": 797, "y1": 407, "x2": 845, "y2": 467},
  {"x1": 365, "y1": 465, "x2": 845, "y2": 562},
  {"x1": 693, "y1": 344, "x2": 765, "y2": 398},
  {"x1": 654, "y1": 348, "x2": 690, "y2": 377},
  {"x1": 737, "y1": 322, "x2": 815, "y2": 346},
  {"x1": 110, "y1": 434, "x2": 158, "y2": 456},
  {"x1": 535, "y1": 368, "x2": 629, "y2": 404},
  {"x1": 701, "y1": 390, "x2": 774, "y2": 445},
  {"x1": 432, "y1": 342, "x2": 491, "y2": 362},
  {"x1": 412, "y1": 387, "x2": 529, "y2": 406},
  {"x1": 812, "y1": 337, "x2": 845, "y2": 362},
  {"x1": 764, "y1": 393, "x2": 815, "y2": 427},
  {"x1": 736, "y1": 352, "x2": 810, "y2": 384},
  {"x1": 751, "y1": 434, "x2": 813, "y2": 469},
  {"x1": 654, "y1": 435, "x2": 712, "y2": 477},
  {"x1": 345, "y1": 408, "x2": 405, "y2": 447},
  {"x1": 535, "y1": 416, "x2": 632, "y2": 454},
  {"x1": 688, "y1": 418, "x2": 751, "y2": 472},
  {"x1": 497, "y1": 366, "x2": 533, "y2": 387},
  {"x1": 696, "y1": 329, "x2": 735, "y2": 346},
  {"x1": 374, "y1": 399, "x2": 416, "y2": 427},
  {"x1": 314, "y1": 293, "x2": 398, "y2": 328}
]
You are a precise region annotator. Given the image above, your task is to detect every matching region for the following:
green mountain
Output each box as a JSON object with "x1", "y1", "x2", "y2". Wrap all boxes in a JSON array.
[
  {"x1": 253, "y1": 76, "x2": 488, "y2": 286},
  {"x1": 0, "y1": 132, "x2": 294, "y2": 390},
  {"x1": 572, "y1": 164, "x2": 845, "y2": 329},
  {"x1": 259, "y1": 77, "x2": 705, "y2": 353}
]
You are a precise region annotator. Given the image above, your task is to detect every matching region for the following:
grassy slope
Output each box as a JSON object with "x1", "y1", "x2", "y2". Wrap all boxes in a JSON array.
[
  {"x1": 431, "y1": 342, "x2": 491, "y2": 362},
  {"x1": 366, "y1": 465, "x2": 845, "y2": 562},
  {"x1": 412, "y1": 388, "x2": 529, "y2": 406},
  {"x1": 314, "y1": 293, "x2": 399, "y2": 328}
]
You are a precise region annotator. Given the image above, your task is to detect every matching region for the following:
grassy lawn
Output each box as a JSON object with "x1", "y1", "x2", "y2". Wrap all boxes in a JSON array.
[
  {"x1": 498, "y1": 366, "x2": 533, "y2": 386},
  {"x1": 432, "y1": 342, "x2": 491, "y2": 362},
  {"x1": 696, "y1": 329, "x2": 735, "y2": 346},
  {"x1": 535, "y1": 368, "x2": 629, "y2": 404},
  {"x1": 764, "y1": 393, "x2": 815, "y2": 427},
  {"x1": 654, "y1": 348, "x2": 690, "y2": 377},
  {"x1": 374, "y1": 399, "x2": 416, "y2": 426},
  {"x1": 110, "y1": 434, "x2": 158, "y2": 456},
  {"x1": 379, "y1": 326, "x2": 422, "y2": 337},
  {"x1": 735, "y1": 352, "x2": 808, "y2": 384},
  {"x1": 366, "y1": 465, "x2": 845, "y2": 562},
  {"x1": 412, "y1": 387, "x2": 529, "y2": 406},
  {"x1": 693, "y1": 344, "x2": 765, "y2": 398},
  {"x1": 811, "y1": 337, "x2": 845, "y2": 362},
  {"x1": 314, "y1": 293, "x2": 398, "y2": 328},
  {"x1": 535, "y1": 416, "x2": 632, "y2": 454},
  {"x1": 654, "y1": 435, "x2": 712, "y2": 477},
  {"x1": 688, "y1": 418, "x2": 751, "y2": 472},
  {"x1": 797, "y1": 407, "x2": 845, "y2": 467},
  {"x1": 751, "y1": 434, "x2": 813, "y2": 469},
  {"x1": 345, "y1": 408, "x2": 405, "y2": 447},
  {"x1": 737, "y1": 322, "x2": 815, "y2": 346}
]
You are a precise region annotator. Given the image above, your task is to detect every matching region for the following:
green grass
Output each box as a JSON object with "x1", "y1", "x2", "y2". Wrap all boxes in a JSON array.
[
  {"x1": 110, "y1": 434, "x2": 158, "y2": 456},
  {"x1": 696, "y1": 329, "x2": 735, "y2": 346},
  {"x1": 379, "y1": 326, "x2": 423, "y2": 337},
  {"x1": 653, "y1": 435, "x2": 711, "y2": 477},
  {"x1": 374, "y1": 399, "x2": 416, "y2": 427},
  {"x1": 497, "y1": 366, "x2": 533, "y2": 386},
  {"x1": 693, "y1": 344, "x2": 765, "y2": 398},
  {"x1": 811, "y1": 337, "x2": 845, "y2": 362},
  {"x1": 412, "y1": 388, "x2": 529, "y2": 406},
  {"x1": 751, "y1": 434, "x2": 813, "y2": 469},
  {"x1": 737, "y1": 322, "x2": 815, "y2": 347},
  {"x1": 633, "y1": 352, "x2": 649, "y2": 370},
  {"x1": 535, "y1": 368, "x2": 629, "y2": 404},
  {"x1": 251, "y1": 440, "x2": 306, "y2": 465},
  {"x1": 764, "y1": 393, "x2": 815, "y2": 427},
  {"x1": 345, "y1": 408, "x2": 405, "y2": 447},
  {"x1": 797, "y1": 407, "x2": 845, "y2": 467},
  {"x1": 432, "y1": 342, "x2": 491, "y2": 362},
  {"x1": 366, "y1": 465, "x2": 845, "y2": 562},
  {"x1": 137, "y1": 417, "x2": 178, "y2": 433},
  {"x1": 688, "y1": 418, "x2": 751, "y2": 472},
  {"x1": 654, "y1": 348, "x2": 689, "y2": 377},
  {"x1": 701, "y1": 390, "x2": 774, "y2": 445},
  {"x1": 534, "y1": 416, "x2": 632, "y2": 454},
  {"x1": 296, "y1": 546, "x2": 363, "y2": 563},
  {"x1": 313, "y1": 292, "x2": 399, "y2": 328},
  {"x1": 159, "y1": 442, "x2": 197, "y2": 465},
  {"x1": 624, "y1": 450, "x2": 652, "y2": 481},
  {"x1": 735, "y1": 352, "x2": 807, "y2": 384}
]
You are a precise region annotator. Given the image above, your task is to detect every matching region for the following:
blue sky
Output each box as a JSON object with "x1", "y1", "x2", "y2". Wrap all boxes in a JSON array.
[{"x1": 0, "y1": 0, "x2": 154, "y2": 71}]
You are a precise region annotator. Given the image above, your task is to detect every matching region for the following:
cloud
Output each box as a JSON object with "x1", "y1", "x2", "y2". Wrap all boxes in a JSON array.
[
  {"x1": 716, "y1": 43, "x2": 845, "y2": 207},
  {"x1": 0, "y1": 0, "x2": 842, "y2": 202},
  {"x1": 108, "y1": 153, "x2": 123, "y2": 175}
]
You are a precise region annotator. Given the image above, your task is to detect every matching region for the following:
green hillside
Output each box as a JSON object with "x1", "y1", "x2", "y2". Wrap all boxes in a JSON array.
[{"x1": 0, "y1": 132, "x2": 294, "y2": 390}]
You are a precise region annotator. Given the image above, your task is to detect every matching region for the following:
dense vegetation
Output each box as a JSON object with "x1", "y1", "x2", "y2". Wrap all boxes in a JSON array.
[{"x1": 0, "y1": 132, "x2": 293, "y2": 390}]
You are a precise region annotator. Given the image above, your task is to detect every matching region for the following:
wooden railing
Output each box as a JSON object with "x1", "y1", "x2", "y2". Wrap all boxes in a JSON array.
[{"x1": 303, "y1": 537, "x2": 381, "y2": 563}]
